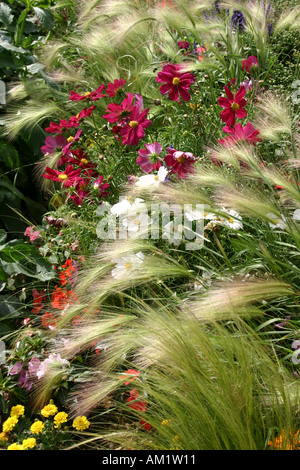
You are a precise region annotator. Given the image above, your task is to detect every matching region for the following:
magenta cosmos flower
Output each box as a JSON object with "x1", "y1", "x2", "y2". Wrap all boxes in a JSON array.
[
  {"x1": 156, "y1": 63, "x2": 196, "y2": 102},
  {"x1": 242, "y1": 56, "x2": 258, "y2": 73},
  {"x1": 218, "y1": 123, "x2": 262, "y2": 148},
  {"x1": 69, "y1": 84, "x2": 106, "y2": 102},
  {"x1": 103, "y1": 92, "x2": 134, "y2": 124},
  {"x1": 105, "y1": 78, "x2": 126, "y2": 98},
  {"x1": 41, "y1": 135, "x2": 68, "y2": 156},
  {"x1": 42, "y1": 165, "x2": 81, "y2": 188},
  {"x1": 120, "y1": 106, "x2": 152, "y2": 146},
  {"x1": 164, "y1": 148, "x2": 197, "y2": 178},
  {"x1": 136, "y1": 142, "x2": 162, "y2": 173},
  {"x1": 218, "y1": 85, "x2": 247, "y2": 127}
]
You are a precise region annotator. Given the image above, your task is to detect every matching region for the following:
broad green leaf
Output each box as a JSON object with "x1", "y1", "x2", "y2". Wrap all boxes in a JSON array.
[
  {"x1": 0, "y1": 3, "x2": 13, "y2": 27},
  {"x1": 33, "y1": 7, "x2": 54, "y2": 30}
]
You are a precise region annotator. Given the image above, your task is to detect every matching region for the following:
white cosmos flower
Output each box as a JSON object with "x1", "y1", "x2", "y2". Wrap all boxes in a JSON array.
[
  {"x1": 220, "y1": 208, "x2": 243, "y2": 230},
  {"x1": 267, "y1": 212, "x2": 286, "y2": 230},
  {"x1": 111, "y1": 251, "x2": 145, "y2": 279},
  {"x1": 293, "y1": 209, "x2": 300, "y2": 221},
  {"x1": 110, "y1": 197, "x2": 145, "y2": 217},
  {"x1": 185, "y1": 207, "x2": 216, "y2": 222},
  {"x1": 135, "y1": 166, "x2": 168, "y2": 189}
]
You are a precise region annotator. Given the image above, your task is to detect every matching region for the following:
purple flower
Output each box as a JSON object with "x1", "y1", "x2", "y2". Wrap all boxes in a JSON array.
[
  {"x1": 10, "y1": 362, "x2": 22, "y2": 375},
  {"x1": 41, "y1": 135, "x2": 68, "y2": 155},
  {"x1": 230, "y1": 11, "x2": 246, "y2": 31},
  {"x1": 28, "y1": 357, "x2": 41, "y2": 376}
]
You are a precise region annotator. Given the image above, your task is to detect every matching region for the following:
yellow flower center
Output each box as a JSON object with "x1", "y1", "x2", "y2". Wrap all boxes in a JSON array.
[
  {"x1": 228, "y1": 217, "x2": 234, "y2": 223},
  {"x1": 125, "y1": 262, "x2": 132, "y2": 269},
  {"x1": 67, "y1": 136, "x2": 74, "y2": 143},
  {"x1": 273, "y1": 219, "x2": 279, "y2": 224},
  {"x1": 58, "y1": 174, "x2": 68, "y2": 180},
  {"x1": 177, "y1": 154, "x2": 186, "y2": 163},
  {"x1": 129, "y1": 120, "x2": 138, "y2": 128},
  {"x1": 154, "y1": 175, "x2": 159, "y2": 181},
  {"x1": 81, "y1": 158, "x2": 88, "y2": 165},
  {"x1": 84, "y1": 92, "x2": 91, "y2": 96},
  {"x1": 231, "y1": 102, "x2": 240, "y2": 111},
  {"x1": 172, "y1": 77, "x2": 180, "y2": 85}
]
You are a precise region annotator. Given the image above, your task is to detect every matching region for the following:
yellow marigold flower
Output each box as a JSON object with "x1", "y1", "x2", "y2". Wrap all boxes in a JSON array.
[
  {"x1": 10, "y1": 405, "x2": 25, "y2": 418},
  {"x1": 72, "y1": 416, "x2": 90, "y2": 431},
  {"x1": 41, "y1": 403, "x2": 58, "y2": 418},
  {"x1": 2, "y1": 416, "x2": 18, "y2": 433},
  {"x1": 22, "y1": 437, "x2": 36, "y2": 449},
  {"x1": 54, "y1": 412, "x2": 68, "y2": 428},
  {"x1": 161, "y1": 419, "x2": 172, "y2": 426},
  {"x1": 7, "y1": 443, "x2": 24, "y2": 450},
  {"x1": 0, "y1": 432, "x2": 8, "y2": 442},
  {"x1": 30, "y1": 420, "x2": 45, "y2": 435}
]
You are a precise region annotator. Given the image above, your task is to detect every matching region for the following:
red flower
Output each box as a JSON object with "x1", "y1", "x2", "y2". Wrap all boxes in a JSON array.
[
  {"x1": 156, "y1": 63, "x2": 196, "y2": 102},
  {"x1": 118, "y1": 369, "x2": 140, "y2": 386},
  {"x1": 51, "y1": 286, "x2": 78, "y2": 310},
  {"x1": 102, "y1": 92, "x2": 134, "y2": 124},
  {"x1": 140, "y1": 420, "x2": 152, "y2": 431},
  {"x1": 76, "y1": 106, "x2": 97, "y2": 120},
  {"x1": 105, "y1": 78, "x2": 126, "y2": 98},
  {"x1": 127, "y1": 389, "x2": 148, "y2": 412},
  {"x1": 242, "y1": 56, "x2": 258, "y2": 73},
  {"x1": 69, "y1": 84, "x2": 106, "y2": 102},
  {"x1": 164, "y1": 148, "x2": 197, "y2": 178},
  {"x1": 31, "y1": 289, "x2": 45, "y2": 314},
  {"x1": 218, "y1": 85, "x2": 247, "y2": 127},
  {"x1": 93, "y1": 176, "x2": 110, "y2": 199},
  {"x1": 59, "y1": 259, "x2": 76, "y2": 285},
  {"x1": 41, "y1": 312, "x2": 57, "y2": 329},
  {"x1": 120, "y1": 106, "x2": 152, "y2": 146},
  {"x1": 42, "y1": 165, "x2": 81, "y2": 188},
  {"x1": 218, "y1": 123, "x2": 261, "y2": 147},
  {"x1": 67, "y1": 148, "x2": 96, "y2": 170}
]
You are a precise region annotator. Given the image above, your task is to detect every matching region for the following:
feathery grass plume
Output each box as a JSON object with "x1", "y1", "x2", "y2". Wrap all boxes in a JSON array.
[
  {"x1": 274, "y1": 4, "x2": 300, "y2": 33},
  {"x1": 253, "y1": 91, "x2": 292, "y2": 141},
  {"x1": 186, "y1": 278, "x2": 294, "y2": 322},
  {"x1": 48, "y1": 292, "x2": 299, "y2": 450},
  {"x1": 3, "y1": 102, "x2": 60, "y2": 140}
]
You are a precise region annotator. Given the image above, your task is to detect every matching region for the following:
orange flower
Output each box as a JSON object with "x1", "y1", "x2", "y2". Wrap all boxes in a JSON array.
[
  {"x1": 268, "y1": 430, "x2": 300, "y2": 450},
  {"x1": 118, "y1": 369, "x2": 140, "y2": 385},
  {"x1": 41, "y1": 312, "x2": 57, "y2": 329},
  {"x1": 51, "y1": 286, "x2": 78, "y2": 309}
]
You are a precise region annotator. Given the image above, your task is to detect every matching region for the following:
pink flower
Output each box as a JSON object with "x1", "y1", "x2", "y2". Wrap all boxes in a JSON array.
[
  {"x1": 156, "y1": 63, "x2": 196, "y2": 102},
  {"x1": 69, "y1": 177, "x2": 90, "y2": 206},
  {"x1": 69, "y1": 84, "x2": 106, "y2": 101},
  {"x1": 178, "y1": 40, "x2": 190, "y2": 50},
  {"x1": 24, "y1": 226, "x2": 41, "y2": 243},
  {"x1": 42, "y1": 165, "x2": 81, "y2": 188},
  {"x1": 164, "y1": 148, "x2": 197, "y2": 178},
  {"x1": 102, "y1": 92, "x2": 134, "y2": 124},
  {"x1": 120, "y1": 106, "x2": 152, "y2": 146},
  {"x1": 93, "y1": 176, "x2": 110, "y2": 198},
  {"x1": 218, "y1": 85, "x2": 247, "y2": 127},
  {"x1": 242, "y1": 56, "x2": 258, "y2": 73},
  {"x1": 105, "y1": 78, "x2": 126, "y2": 97},
  {"x1": 218, "y1": 123, "x2": 262, "y2": 147},
  {"x1": 62, "y1": 129, "x2": 83, "y2": 156},
  {"x1": 136, "y1": 142, "x2": 163, "y2": 173},
  {"x1": 41, "y1": 135, "x2": 68, "y2": 155}
]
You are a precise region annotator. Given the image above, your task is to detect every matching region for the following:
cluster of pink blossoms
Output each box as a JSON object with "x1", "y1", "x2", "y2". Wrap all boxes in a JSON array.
[
  {"x1": 102, "y1": 92, "x2": 152, "y2": 146},
  {"x1": 216, "y1": 55, "x2": 262, "y2": 152},
  {"x1": 136, "y1": 142, "x2": 198, "y2": 179},
  {"x1": 41, "y1": 80, "x2": 130, "y2": 205}
]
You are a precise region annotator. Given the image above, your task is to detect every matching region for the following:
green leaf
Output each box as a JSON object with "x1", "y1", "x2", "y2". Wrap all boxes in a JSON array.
[
  {"x1": 0, "y1": 229, "x2": 7, "y2": 244},
  {"x1": 0, "y1": 141, "x2": 19, "y2": 169},
  {"x1": 0, "y1": 3, "x2": 13, "y2": 27},
  {"x1": 0, "y1": 295, "x2": 24, "y2": 319},
  {"x1": 0, "y1": 37, "x2": 26, "y2": 53},
  {"x1": 33, "y1": 7, "x2": 54, "y2": 30}
]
